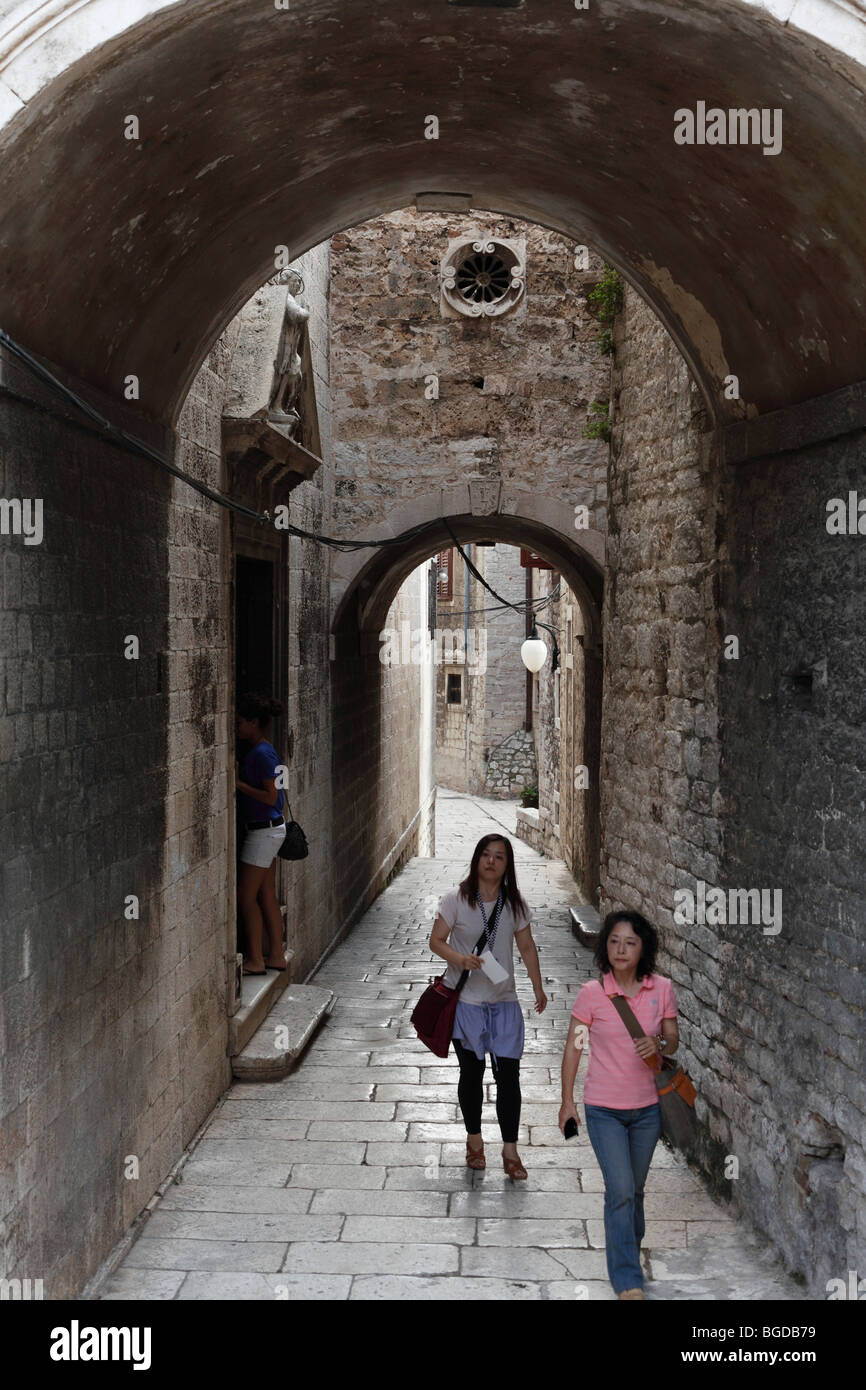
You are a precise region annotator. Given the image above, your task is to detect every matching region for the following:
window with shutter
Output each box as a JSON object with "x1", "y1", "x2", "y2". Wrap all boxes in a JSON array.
[{"x1": 435, "y1": 548, "x2": 453, "y2": 600}]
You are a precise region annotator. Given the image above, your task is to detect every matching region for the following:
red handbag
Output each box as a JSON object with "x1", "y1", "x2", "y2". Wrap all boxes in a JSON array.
[{"x1": 411, "y1": 922, "x2": 492, "y2": 1057}]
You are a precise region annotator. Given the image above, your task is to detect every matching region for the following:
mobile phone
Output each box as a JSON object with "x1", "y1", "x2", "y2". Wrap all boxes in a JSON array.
[{"x1": 563, "y1": 1117, "x2": 579, "y2": 1139}]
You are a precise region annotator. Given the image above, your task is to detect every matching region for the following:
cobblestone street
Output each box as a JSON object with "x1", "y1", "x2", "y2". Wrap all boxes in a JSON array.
[{"x1": 99, "y1": 791, "x2": 804, "y2": 1301}]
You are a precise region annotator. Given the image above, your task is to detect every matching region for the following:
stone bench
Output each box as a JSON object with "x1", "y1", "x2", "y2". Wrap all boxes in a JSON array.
[
  {"x1": 232, "y1": 983, "x2": 335, "y2": 1081},
  {"x1": 569, "y1": 904, "x2": 600, "y2": 950}
]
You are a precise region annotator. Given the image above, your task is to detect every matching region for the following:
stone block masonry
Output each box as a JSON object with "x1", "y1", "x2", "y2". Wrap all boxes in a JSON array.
[
  {"x1": 0, "y1": 235, "x2": 436, "y2": 1297},
  {"x1": 330, "y1": 212, "x2": 609, "y2": 810},
  {"x1": 329, "y1": 210, "x2": 609, "y2": 540},
  {"x1": 601, "y1": 284, "x2": 866, "y2": 1296},
  {"x1": 0, "y1": 373, "x2": 182, "y2": 1298},
  {"x1": 719, "y1": 430, "x2": 866, "y2": 1291}
]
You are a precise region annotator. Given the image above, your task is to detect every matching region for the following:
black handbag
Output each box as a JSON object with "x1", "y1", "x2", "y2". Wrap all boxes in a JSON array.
[
  {"x1": 610, "y1": 993, "x2": 698, "y2": 1150},
  {"x1": 277, "y1": 801, "x2": 309, "y2": 860}
]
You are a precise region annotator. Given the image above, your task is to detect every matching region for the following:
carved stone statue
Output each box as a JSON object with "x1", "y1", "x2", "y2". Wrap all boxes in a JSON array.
[{"x1": 268, "y1": 284, "x2": 309, "y2": 438}]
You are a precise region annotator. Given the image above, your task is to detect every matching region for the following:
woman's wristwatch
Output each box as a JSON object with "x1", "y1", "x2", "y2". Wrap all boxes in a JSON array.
[{"x1": 656, "y1": 1034, "x2": 667, "y2": 1052}]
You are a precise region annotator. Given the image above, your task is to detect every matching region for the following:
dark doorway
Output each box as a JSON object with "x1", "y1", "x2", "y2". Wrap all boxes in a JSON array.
[
  {"x1": 235, "y1": 556, "x2": 275, "y2": 700},
  {"x1": 234, "y1": 555, "x2": 277, "y2": 957}
]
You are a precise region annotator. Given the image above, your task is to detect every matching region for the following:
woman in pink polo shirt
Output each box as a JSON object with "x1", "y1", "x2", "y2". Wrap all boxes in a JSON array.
[{"x1": 559, "y1": 910, "x2": 679, "y2": 1300}]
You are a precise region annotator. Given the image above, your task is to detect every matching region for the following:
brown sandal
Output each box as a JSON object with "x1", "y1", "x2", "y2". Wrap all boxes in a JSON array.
[
  {"x1": 502, "y1": 1148, "x2": 527, "y2": 1180},
  {"x1": 465, "y1": 1140, "x2": 486, "y2": 1170}
]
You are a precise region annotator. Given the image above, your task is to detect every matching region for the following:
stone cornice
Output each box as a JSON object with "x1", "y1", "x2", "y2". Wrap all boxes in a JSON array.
[{"x1": 723, "y1": 380, "x2": 866, "y2": 463}]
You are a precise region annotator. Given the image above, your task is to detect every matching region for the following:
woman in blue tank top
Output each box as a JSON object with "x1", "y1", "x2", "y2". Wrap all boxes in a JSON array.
[{"x1": 235, "y1": 692, "x2": 288, "y2": 974}]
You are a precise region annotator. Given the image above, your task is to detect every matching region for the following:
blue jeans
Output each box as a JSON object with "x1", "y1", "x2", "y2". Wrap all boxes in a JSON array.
[{"x1": 584, "y1": 1102, "x2": 662, "y2": 1293}]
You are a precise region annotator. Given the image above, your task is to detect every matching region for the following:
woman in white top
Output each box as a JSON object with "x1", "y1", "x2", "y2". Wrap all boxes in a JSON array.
[{"x1": 430, "y1": 834, "x2": 546, "y2": 1179}]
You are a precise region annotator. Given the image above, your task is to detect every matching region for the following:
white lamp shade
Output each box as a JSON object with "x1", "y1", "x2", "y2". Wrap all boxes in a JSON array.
[{"x1": 521, "y1": 636, "x2": 548, "y2": 673}]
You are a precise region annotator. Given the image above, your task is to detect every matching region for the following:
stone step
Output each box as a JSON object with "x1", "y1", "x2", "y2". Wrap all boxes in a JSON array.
[
  {"x1": 229, "y1": 952, "x2": 295, "y2": 1057},
  {"x1": 232, "y1": 983, "x2": 336, "y2": 1082},
  {"x1": 569, "y1": 904, "x2": 600, "y2": 949}
]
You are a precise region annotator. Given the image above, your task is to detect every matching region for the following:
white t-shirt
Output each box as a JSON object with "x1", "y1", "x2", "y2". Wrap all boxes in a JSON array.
[{"x1": 437, "y1": 887, "x2": 531, "y2": 1006}]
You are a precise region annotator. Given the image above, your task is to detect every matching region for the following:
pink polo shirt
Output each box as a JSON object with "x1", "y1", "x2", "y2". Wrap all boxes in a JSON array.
[{"x1": 571, "y1": 972, "x2": 678, "y2": 1109}]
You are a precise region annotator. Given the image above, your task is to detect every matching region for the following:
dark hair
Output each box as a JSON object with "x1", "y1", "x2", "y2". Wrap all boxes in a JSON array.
[
  {"x1": 593, "y1": 909, "x2": 658, "y2": 979},
  {"x1": 458, "y1": 834, "x2": 528, "y2": 924},
  {"x1": 237, "y1": 692, "x2": 284, "y2": 733}
]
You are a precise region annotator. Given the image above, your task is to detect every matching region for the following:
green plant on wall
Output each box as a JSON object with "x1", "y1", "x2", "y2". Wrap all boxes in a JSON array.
[
  {"x1": 583, "y1": 399, "x2": 611, "y2": 442},
  {"x1": 587, "y1": 263, "x2": 623, "y2": 355}
]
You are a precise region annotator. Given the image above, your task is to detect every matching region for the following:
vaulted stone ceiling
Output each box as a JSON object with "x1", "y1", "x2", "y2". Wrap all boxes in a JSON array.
[{"x1": 1, "y1": 0, "x2": 865, "y2": 425}]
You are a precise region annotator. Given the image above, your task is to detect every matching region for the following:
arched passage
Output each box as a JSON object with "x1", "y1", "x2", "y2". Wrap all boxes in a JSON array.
[
  {"x1": 330, "y1": 508, "x2": 604, "y2": 916},
  {"x1": 0, "y1": 0, "x2": 864, "y2": 1302},
  {"x1": 2, "y1": 0, "x2": 866, "y2": 426}
]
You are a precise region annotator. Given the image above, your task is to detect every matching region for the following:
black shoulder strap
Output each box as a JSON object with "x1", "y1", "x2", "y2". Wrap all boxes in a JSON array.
[{"x1": 454, "y1": 887, "x2": 504, "y2": 994}]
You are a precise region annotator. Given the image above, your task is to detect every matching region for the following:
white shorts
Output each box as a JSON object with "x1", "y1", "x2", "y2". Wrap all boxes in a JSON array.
[{"x1": 239, "y1": 821, "x2": 286, "y2": 868}]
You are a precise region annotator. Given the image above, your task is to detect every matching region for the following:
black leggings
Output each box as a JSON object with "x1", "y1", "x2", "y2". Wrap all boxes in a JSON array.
[{"x1": 453, "y1": 1039, "x2": 521, "y2": 1143}]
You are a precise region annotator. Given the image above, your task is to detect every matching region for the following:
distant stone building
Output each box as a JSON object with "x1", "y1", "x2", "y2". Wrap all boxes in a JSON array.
[{"x1": 431, "y1": 540, "x2": 535, "y2": 798}]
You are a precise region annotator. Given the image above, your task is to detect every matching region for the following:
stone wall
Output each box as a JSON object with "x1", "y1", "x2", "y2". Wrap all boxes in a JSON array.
[
  {"x1": 330, "y1": 565, "x2": 436, "y2": 962},
  {"x1": 718, "y1": 433, "x2": 866, "y2": 1292},
  {"x1": 516, "y1": 563, "x2": 598, "y2": 895},
  {"x1": 0, "y1": 236, "x2": 439, "y2": 1296},
  {"x1": 599, "y1": 281, "x2": 866, "y2": 1293},
  {"x1": 329, "y1": 208, "x2": 609, "y2": 543},
  {"x1": 600, "y1": 282, "x2": 721, "y2": 1210},
  {"x1": 433, "y1": 541, "x2": 534, "y2": 796},
  {"x1": 481, "y1": 544, "x2": 529, "y2": 747},
  {"x1": 0, "y1": 352, "x2": 227, "y2": 1298},
  {"x1": 484, "y1": 729, "x2": 536, "y2": 798},
  {"x1": 330, "y1": 209, "x2": 608, "y2": 811},
  {"x1": 600, "y1": 283, "x2": 719, "y2": 940},
  {"x1": 277, "y1": 246, "x2": 340, "y2": 983},
  {"x1": 434, "y1": 545, "x2": 484, "y2": 794}
]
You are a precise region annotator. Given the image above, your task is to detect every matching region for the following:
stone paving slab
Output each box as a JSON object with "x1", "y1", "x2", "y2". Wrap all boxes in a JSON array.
[
  {"x1": 122, "y1": 1238, "x2": 289, "y2": 1272},
  {"x1": 143, "y1": 1210, "x2": 343, "y2": 1243},
  {"x1": 157, "y1": 1185, "x2": 314, "y2": 1215},
  {"x1": 310, "y1": 1190, "x2": 449, "y2": 1216},
  {"x1": 287, "y1": 1165, "x2": 387, "y2": 1190},
  {"x1": 99, "y1": 791, "x2": 806, "y2": 1302},
  {"x1": 349, "y1": 1275, "x2": 545, "y2": 1300},
  {"x1": 177, "y1": 1273, "x2": 352, "y2": 1300},
  {"x1": 282, "y1": 1242, "x2": 459, "y2": 1275},
  {"x1": 98, "y1": 1269, "x2": 187, "y2": 1300}
]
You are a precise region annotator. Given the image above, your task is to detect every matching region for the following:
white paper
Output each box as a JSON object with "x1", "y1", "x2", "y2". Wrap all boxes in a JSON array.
[{"x1": 479, "y1": 949, "x2": 509, "y2": 984}]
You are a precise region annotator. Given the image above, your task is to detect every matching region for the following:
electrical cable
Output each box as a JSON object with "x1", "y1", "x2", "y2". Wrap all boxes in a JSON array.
[
  {"x1": 0, "y1": 329, "x2": 460, "y2": 554},
  {"x1": 441, "y1": 582, "x2": 561, "y2": 620},
  {"x1": 0, "y1": 328, "x2": 568, "y2": 597},
  {"x1": 443, "y1": 517, "x2": 561, "y2": 622}
]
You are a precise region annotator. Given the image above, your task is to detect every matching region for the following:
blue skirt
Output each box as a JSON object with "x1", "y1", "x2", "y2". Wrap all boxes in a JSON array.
[{"x1": 453, "y1": 1000, "x2": 525, "y2": 1061}]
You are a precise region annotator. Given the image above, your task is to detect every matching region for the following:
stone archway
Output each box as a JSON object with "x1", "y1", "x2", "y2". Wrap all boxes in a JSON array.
[
  {"x1": 2, "y1": 0, "x2": 866, "y2": 428},
  {"x1": 329, "y1": 502, "x2": 604, "y2": 911},
  {"x1": 1, "y1": 0, "x2": 865, "y2": 1300}
]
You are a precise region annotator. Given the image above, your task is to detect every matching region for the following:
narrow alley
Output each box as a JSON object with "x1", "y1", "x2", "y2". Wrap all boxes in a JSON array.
[{"x1": 97, "y1": 792, "x2": 801, "y2": 1302}]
